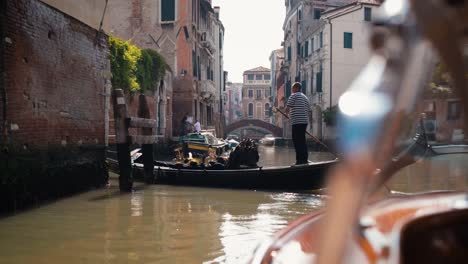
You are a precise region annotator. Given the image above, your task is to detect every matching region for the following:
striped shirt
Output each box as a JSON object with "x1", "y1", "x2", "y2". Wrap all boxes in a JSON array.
[{"x1": 287, "y1": 92, "x2": 311, "y2": 125}]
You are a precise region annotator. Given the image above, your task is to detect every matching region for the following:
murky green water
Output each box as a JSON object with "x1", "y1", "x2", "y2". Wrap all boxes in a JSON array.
[
  {"x1": 0, "y1": 146, "x2": 330, "y2": 264},
  {"x1": 2, "y1": 145, "x2": 466, "y2": 264}
]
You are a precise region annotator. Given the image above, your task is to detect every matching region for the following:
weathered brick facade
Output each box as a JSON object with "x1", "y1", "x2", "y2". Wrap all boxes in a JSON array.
[
  {"x1": 2, "y1": 0, "x2": 109, "y2": 146},
  {"x1": 0, "y1": 0, "x2": 109, "y2": 213}
]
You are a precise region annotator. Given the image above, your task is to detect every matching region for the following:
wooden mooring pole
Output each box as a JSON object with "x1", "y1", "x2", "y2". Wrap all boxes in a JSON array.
[
  {"x1": 112, "y1": 89, "x2": 133, "y2": 191},
  {"x1": 138, "y1": 94, "x2": 154, "y2": 184}
]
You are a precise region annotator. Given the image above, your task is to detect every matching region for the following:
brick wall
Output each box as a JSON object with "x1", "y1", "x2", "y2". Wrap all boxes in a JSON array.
[
  {"x1": 2, "y1": 0, "x2": 110, "y2": 146},
  {"x1": 0, "y1": 0, "x2": 6, "y2": 140}
]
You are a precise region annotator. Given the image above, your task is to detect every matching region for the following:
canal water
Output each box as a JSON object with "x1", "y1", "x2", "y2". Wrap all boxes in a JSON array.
[
  {"x1": 0, "y1": 146, "x2": 332, "y2": 264},
  {"x1": 1, "y1": 146, "x2": 467, "y2": 264}
]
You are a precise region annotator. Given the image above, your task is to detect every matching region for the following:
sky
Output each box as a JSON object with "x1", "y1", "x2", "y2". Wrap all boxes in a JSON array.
[{"x1": 211, "y1": 0, "x2": 285, "y2": 83}]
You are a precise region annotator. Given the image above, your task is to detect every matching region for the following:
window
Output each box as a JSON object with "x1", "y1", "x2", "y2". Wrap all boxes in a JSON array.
[
  {"x1": 264, "y1": 74, "x2": 271, "y2": 80},
  {"x1": 256, "y1": 90, "x2": 262, "y2": 100},
  {"x1": 255, "y1": 74, "x2": 263, "y2": 80},
  {"x1": 316, "y1": 72, "x2": 322, "y2": 93},
  {"x1": 192, "y1": 0, "x2": 196, "y2": 22},
  {"x1": 219, "y1": 32, "x2": 223, "y2": 49},
  {"x1": 192, "y1": 50, "x2": 197, "y2": 76},
  {"x1": 364, "y1": 7, "x2": 372, "y2": 21},
  {"x1": 304, "y1": 41, "x2": 309, "y2": 57},
  {"x1": 447, "y1": 101, "x2": 461, "y2": 120},
  {"x1": 265, "y1": 103, "x2": 271, "y2": 117},
  {"x1": 319, "y1": 32, "x2": 323, "y2": 48},
  {"x1": 248, "y1": 74, "x2": 254, "y2": 80},
  {"x1": 265, "y1": 89, "x2": 271, "y2": 97},
  {"x1": 424, "y1": 101, "x2": 436, "y2": 112},
  {"x1": 344, "y1": 32, "x2": 353, "y2": 49},
  {"x1": 297, "y1": 42, "x2": 301, "y2": 55},
  {"x1": 298, "y1": 9, "x2": 302, "y2": 21},
  {"x1": 161, "y1": 0, "x2": 176, "y2": 22},
  {"x1": 301, "y1": 80, "x2": 306, "y2": 94},
  {"x1": 311, "y1": 37, "x2": 314, "y2": 52},
  {"x1": 248, "y1": 89, "x2": 253, "y2": 98},
  {"x1": 248, "y1": 103, "x2": 254, "y2": 117},
  {"x1": 286, "y1": 80, "x2": 291, "y2": 98},
  {"x1": 287, "y1": 46, "x2": 292, "y2": 61},
  {"x1": 314, "y1": 9, "x2": 322, "y2": 19},
  {"x1": 310, "y1": 74, "x2": 314, "y2": 94}
]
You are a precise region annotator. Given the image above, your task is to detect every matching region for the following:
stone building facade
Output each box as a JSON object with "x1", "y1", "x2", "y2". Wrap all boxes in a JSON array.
[
  {"x1": 241, "y1": 67, "x2": 272, "y2": 123},
  {"x1": 103, "y1": 0, "x2": 175, "y2": 142},
  {"x1": 269, "y1": 49, "x2": 285, "y2": 128},
  {"x1": 282, "y1": 0, "x2": 381, "y2": 139},
  {"x1": 224, "y1": 82, "x2": 243, "y2": 125},
  {"x1": 174, "y1": 0, "x2": 225, "y2": 137}
]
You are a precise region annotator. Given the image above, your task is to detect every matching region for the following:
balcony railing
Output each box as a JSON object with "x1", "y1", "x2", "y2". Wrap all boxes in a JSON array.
[
  {"x1": 199, "y1": 80, "x2": 216, "y2": 101},
  {"x1": 200, "y1": 31, "x2": 215, "y2": 53}
]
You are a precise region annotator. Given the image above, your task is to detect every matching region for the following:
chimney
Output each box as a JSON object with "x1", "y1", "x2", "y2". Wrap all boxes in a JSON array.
[{"x1": 214, "y1": 6, "x2": 220, "y2": 19}]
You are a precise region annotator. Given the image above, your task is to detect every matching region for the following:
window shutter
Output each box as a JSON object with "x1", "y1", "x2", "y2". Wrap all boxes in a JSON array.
[
  {"x1": 319, "y1": 32, "x2": 323, "y2": 48},
  {"x1": 192, "y1": 50, "x2": 197, "y2": 76},
  {"x1": 316, "y1": 72, "x2": 322, "y2": 93},
  {"x1": 310, "y1": 74, "x2": 314, "y2": 94},
  {"x1": 161, "y1": 0, "x2": 175, "y2": 21},
  {"x1": 287, "y1": 46, "x2": 292, "y2": 61},
  {"x1": 344, "y1": 32, "x2": 352, "y2": 49},
  {"x1": 286, "y1": 80, "x2": 291, "y2": 98},
  {"x1": 364, "y1": 7, "x2": 372, "y2": 21},
  {"x1": 301, "y1": 80, "x2": 306, "y2": 94},
  {"x1": 305, "y1": 41, "x2": 309, "y2": 57}
]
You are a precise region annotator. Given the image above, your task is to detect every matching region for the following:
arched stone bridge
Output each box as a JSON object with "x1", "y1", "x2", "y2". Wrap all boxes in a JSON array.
[{"x1": 225, "y1": 119, "x2": 283, "y2": 137}]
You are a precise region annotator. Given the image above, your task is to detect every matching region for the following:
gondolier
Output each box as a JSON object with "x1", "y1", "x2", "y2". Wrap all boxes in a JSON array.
[{"x1": 285, "y1": 82, "x2": 311, "y2": 165}]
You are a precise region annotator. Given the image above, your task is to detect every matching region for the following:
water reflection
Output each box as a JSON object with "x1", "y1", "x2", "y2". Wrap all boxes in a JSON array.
[
  {"x1": 2, "y1": 145, "x2": 468, "y2": 263},
  {"x1": 386, "y1": 153, "x2": 468, "y2": 193},
  {"x1": 0, "y1": 180, "x2": 325, "y2": 264}
]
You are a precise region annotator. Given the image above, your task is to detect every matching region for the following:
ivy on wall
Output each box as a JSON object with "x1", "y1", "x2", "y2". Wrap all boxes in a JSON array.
[
  {"x1": 323, "y1": 105, "x2": 338, "y2": 127},
  {"x1": 137, "y1": 49, "x2": 167, "y2": 92},
  {"x1": 109, "y1": 36, "x2": 166, "y2": 93}
]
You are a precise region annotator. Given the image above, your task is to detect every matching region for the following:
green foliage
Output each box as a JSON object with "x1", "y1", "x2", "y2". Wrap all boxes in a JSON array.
[
  {"x1": 322, "y1": 105, "x2": 338, "y2": 126},
  {"x1": 424, "y1": 62, "x2": 454, "y2": 98},
  {"x1": 109, "y1": 36, "x2": 141, "y2": 92},
  {"x1": 136, "y1": 49, "x2": 167, "y2": 92},
  {"x1": 109, "y1": 36, "x2": 167, "y2": 93}
]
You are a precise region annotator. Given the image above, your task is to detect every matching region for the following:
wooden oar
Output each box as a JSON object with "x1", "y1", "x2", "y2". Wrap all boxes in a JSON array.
[{"x1": 273, "y1": 107, "x2": 339, "y2": 158}]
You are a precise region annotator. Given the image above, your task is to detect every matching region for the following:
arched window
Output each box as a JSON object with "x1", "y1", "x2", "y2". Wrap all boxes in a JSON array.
[{"x1": 248, "y1": 103, "x2": 254, "y2": 118}]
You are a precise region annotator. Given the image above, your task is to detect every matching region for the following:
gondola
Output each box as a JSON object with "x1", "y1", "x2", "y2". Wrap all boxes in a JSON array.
[{"x1": 106, "y1": 151, "x2": 338, "y2": 191}]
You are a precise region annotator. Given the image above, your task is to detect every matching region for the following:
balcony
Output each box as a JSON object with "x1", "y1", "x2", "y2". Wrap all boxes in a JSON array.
[
  {"x1": 199, "y1": 80, "x2": 216, "y2": 103},
  {"x1": 200, "y1": 31, "x2": 215, "y2": 55}
]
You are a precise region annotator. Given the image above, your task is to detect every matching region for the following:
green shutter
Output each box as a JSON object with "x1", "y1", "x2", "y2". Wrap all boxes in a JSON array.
[
  {"x1": 319, "y1": 32, "x2": 323, "y2": 48},
  {"x1": 344, "y1": 32, "x2": 353, "y2": 49},
  {"x1": 192, "y1": 50, "x2": 197, "y2": 76},
  {"x1": 286, "y1": 80, "x2": 291, "y2": 98},
  {"x1": 316, "y1": 72, "x2": 322, "y2": 93},
  {"x1": 301, "y1": 80, "x2": 306, "y2": 93},
  {"x1": 305, "y1": 41, "x2": 309, "y2": 57},
  {"x1": 310, "y1": 74, "x2": 314, "y2": 93},
  {"x1": 364, "y1": 7, "x2": 372, "y2": 21},
  {"x1": 219, "y1": 32, "x2": 223, "y2": 49},
  {"x1": 287, "y1": 46, "x2": 291, "y2": 61},
  {"x1": 161, "y1": 0, "x2": 175, "y2": 21}
]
